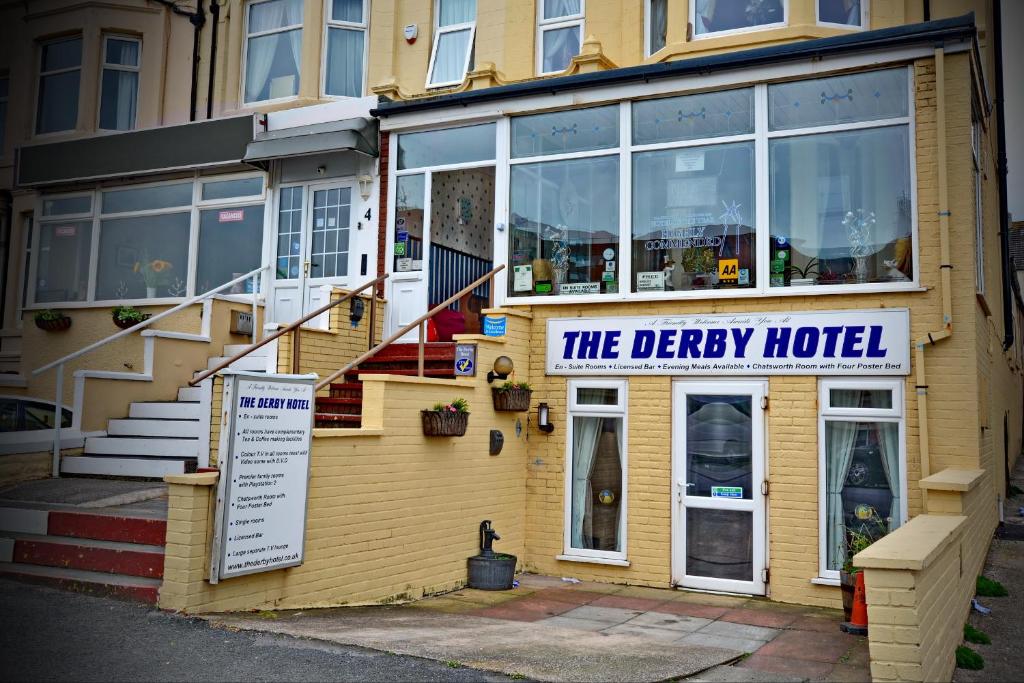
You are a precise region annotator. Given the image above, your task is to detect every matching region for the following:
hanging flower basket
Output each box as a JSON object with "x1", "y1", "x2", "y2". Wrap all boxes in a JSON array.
[
  {"x1": 34, "y1": 311, "x2": 72, "y2": 332},
  {"x1": 491, "y1": 386, "x2": 532, "y2": 412},
  {"x1": 112, "y1": 306, "x2": 151, "y2": 330},
  {"x1": 421, "y1": 410, "x2": 469, "y2": 436}
]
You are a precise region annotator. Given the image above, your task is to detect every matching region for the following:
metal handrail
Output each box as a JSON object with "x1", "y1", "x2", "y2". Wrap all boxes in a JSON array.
[
  {"x1": 316, "y1": 265, "x2": 504, "y2": 391},
  {"x1": 191, "y1": 273, "x2": 388, "y2": 386},
  {"x1": 35, "y1": 264, "x2": 268, "y2": 477}
]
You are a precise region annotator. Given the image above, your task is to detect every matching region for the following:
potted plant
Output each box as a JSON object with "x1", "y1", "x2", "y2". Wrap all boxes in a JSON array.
[
  {"x1": 422, "y1": 398, "x2": 469, "y2": 436},
  {"x1": 133, "y1": 251, "x2": 174, "y2": 298},
  {"x1": 492, "y1": 380, "x2": 532, "y2": 412},
  {"x1": 839, "y1": 507, "x2": 888, "y2": 622},
  {"x1": 34, "y1": 310, "x2": 72, "y2": 332},
  {"x1": 112, "y1": 305, "x2": 151, "y2": 330},
  {"x1": 787, "y1": 258, "x2": 820, "y2": 287}
]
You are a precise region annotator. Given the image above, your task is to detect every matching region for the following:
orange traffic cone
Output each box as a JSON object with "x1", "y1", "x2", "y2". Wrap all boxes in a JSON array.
[{"x1": 842, "y1": 571, "x2": 869, "y2": 635}]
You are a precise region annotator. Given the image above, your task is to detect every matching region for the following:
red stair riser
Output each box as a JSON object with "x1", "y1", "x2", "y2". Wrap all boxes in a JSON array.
[
  {"x1": 48, "y1": 512, "x2": 167, "y2": 547},
  {"x1": 2, "y1": 570, "x2": 158, "y2": 604},
  {"x1": 14, "y1": 539, "x2": 164, "y2": 579}
]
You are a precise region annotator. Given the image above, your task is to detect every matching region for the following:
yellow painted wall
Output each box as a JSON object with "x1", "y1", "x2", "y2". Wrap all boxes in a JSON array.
[{"x1": 161, "y1": 311, "x2": 533, "y2": 612}]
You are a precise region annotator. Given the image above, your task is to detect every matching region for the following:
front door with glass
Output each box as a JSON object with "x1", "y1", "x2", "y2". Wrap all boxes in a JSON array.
[
  {"x1": 271, "y1": 183, "x2": 355, "y2": 327},
  {"x1": 672, "y1": 380, "x2": 767, "y2": 595}
]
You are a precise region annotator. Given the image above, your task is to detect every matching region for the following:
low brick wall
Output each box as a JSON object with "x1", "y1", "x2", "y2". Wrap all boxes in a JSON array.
[{"x1": 857, "y1": 468, "x2": 995, "y2": 682}]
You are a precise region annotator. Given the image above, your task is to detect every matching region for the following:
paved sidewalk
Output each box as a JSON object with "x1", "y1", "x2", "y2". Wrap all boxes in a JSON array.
[{"x1": 207, "y1": 575, "x2": 869, "y2": 682}]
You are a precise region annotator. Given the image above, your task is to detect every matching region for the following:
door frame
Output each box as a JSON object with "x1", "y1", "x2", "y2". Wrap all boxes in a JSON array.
[{"x1": 671, "y1": 378, "x2": 769, "y2": 595}]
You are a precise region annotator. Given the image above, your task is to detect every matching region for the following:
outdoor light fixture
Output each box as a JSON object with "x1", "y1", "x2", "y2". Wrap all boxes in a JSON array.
[
  {"x1": 357, "y1": 174, "x2": 373, "y2": 200},
  {"x1": 487, "y1": 356, "x2": 514, "y2": 383},
  {"x1": 537, "y1": 402, "x2": 554, "y2": 433}
]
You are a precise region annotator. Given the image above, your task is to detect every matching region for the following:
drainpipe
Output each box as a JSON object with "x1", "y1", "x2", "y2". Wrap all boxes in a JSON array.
[
  {"x1": 915, "y1": 47, "x2": 955, "y2": 508},
  {"x1": 206, "y1": 1, "x2": 220, "y2": 120},
  {"x1": 993, "y1": 0, "x2": 1020, "y2": 351},
  {"x1": 154, "y1": 0, "x2": 206, "y2": 122}
]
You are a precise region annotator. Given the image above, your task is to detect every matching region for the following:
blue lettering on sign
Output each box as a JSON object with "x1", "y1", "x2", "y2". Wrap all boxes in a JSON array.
[{"x1": 483, "y1": 316, "x2": 507, "y2": 337}]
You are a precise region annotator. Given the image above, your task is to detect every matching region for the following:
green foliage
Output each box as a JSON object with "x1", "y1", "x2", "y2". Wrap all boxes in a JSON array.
[
  {"x1": 976, "y1": 576, "x2": 1008, "y2": 597},
  {"x1": 787, "y1": 258, "x2": 820, "y2": 280},
  {"x1": 1009, "y1": 484, "x2": 1023, "y2": 496},
  {"x1": 444, "y1": 660, "x2": 461, "y2": 669},
  {"x1": 956, "y1": 645, "x2": 984, "y2": 670},
  {"x1": 430, "y1": 398, "x2": 469, "y2": 414},
  {"x1": 498, "y1": 380, "x2": 532, "y2": 392},
  {"x1": 507, "y1": 674, "x2": 527, "y2": 680},
  {"x1": 34, "y1": 309, "x2": 67, "y2": 322},
  {"x1": 112, "y1": 305, "x2": 149, "y2": 324},
  {"x1": 964, "y1": 623, "x2": 991, "y2": 645}
]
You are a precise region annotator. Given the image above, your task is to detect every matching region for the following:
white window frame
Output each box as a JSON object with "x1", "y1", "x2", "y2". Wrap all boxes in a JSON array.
[
  {"x1": 425, "y1": 0, "x2": 476, "y2": 89},
  {"x1": 973, "y1": 113, "x2": 985, "y2": 296},
  {"x1": 644, "y1": 0, "x2": 667, "y2": 58},
  {"x1": 689, "y1": 0, "x2": 787, "y2": 40},
  {"x1": 34, "y1": 35, "x2": 82, "y2": 136},
  {"x1": 241, "y1": 0, "x2": 304, "y2": 106},
  {"x1": 536, "y1": 0, "x2": 584, "y2": 76},
  {"x1": 560, "y1": 378, "x2": 629, "y2": 565},
  {"x1": 27, "y1": 172, "x2": 268, "y2": 309},
  {"x1": 98, "y1": 34, "x2": 141, "y2": 131},
  {"x1": 817, "y1": 377, "x2": 906, "y2": 582},
  {"x1": 816, "y1": 0, "x2": 869, "y2": 30},
  {"x1": 320, "y1": 0, "x2": 369, "y2": 99}
]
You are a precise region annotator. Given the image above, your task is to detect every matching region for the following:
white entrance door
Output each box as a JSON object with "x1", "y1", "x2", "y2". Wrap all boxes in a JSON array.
[
  {"x1": 672, "y1": 380, "x2": 767, "y2": 595},
  {"x1": 387, "y1": 173, "x2": 429, "y2": 341},
  {"x1": 271, "y1": 183, "x2": 355, "y2": 328}
]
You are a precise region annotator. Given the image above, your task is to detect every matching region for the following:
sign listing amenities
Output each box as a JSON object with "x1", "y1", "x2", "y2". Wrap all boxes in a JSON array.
[
  {"x1": 216, "y1": 374, "x2": 314, "y2": 580},
  {"x1": 546, "y1": 309, "x2": 910, "y2": 376}
]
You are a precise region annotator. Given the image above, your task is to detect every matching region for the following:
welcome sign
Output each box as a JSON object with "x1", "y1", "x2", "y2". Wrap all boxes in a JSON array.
[{"x1": 546, "y1": 309, "x2": 910, "y2": 376}]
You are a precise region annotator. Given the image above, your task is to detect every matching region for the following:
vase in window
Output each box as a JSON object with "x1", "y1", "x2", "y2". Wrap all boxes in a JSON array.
[
  {"x1": 843, "y1": 210, "x2": 876, "y2": 284},
  {"x1": 146, "y1": 286, "x2": 157, "y2": 299}
]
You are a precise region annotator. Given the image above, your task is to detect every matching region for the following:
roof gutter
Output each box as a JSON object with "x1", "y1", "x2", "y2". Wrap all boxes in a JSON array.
[{"x1": 372, "y1": 13, "x2": 976, "y2": 117}]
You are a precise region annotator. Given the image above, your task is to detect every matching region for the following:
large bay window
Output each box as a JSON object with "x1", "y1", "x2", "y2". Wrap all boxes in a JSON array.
[
  {"x1": 427, "y1": 0, "x2": 476, "y2": 88},
  {"x1": 99, "y1": 36, "x2": 141, "y2": 131},
  {"x1": 499, "y1": 66, "x2": 915, "y2": 302},
  {"x1": 562, "y1": 379, "x2": 628, "y2": 563},
  {"x1": 818, "y1": 378, "x2": 905, "y2": 579},
  {"x1": 30, "y1": 174, "x2": 266, "y2": 307},
  {"x1": 324, "y1": 0, "x2": 367, "y2": 98},
  {"x1": 243, "y1": 0, "x2": 303, "y2": 104},
  {"x1": 538, "y1": 0, "x2": 583, "y2": 74},
  {"x1": 36, "y1": 36, "x2": 82, "y2": 134}
]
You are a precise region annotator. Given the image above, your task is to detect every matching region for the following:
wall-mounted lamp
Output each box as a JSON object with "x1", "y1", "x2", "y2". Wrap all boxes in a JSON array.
[
  {"x1": 487, "y1": 355, "x2": 514, "y2": 383},
  {"x1": 537, "y1": 402, "x2": 554, "y2": 433},
  {"x1": 350, "y1": 297, "x2": 365, "y2": 328},
  {"x1": 357, "y1": 174, "x2": 374, "y2": 200}
]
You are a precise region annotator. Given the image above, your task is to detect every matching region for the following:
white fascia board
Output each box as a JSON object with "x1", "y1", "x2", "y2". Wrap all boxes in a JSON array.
[{"x1": 267, "y1": 96, "x2": 377, "y2": 131}]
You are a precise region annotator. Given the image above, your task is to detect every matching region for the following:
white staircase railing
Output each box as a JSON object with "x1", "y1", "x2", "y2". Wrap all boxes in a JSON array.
[{"x1": 32, "y1": 266, "x2": 268, "y2": 478}]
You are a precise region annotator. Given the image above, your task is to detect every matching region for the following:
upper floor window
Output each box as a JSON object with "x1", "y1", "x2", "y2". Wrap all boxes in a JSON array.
[
  {"x1": 324, "y1": 0, "x2": 367, "y2": 98},
  {"x1": 427, "y1": 0, "x2": 475, "y2": 88},
  {"x1": 36, "y1": 36, "x2": 82, "y2": 134},
  {"x1": 692, "y1": 0, "x2": 785, "y2": 38},
  {"x1": 646, "y1": 0, "x2": 667, "y2": 57},
  {"x1": 818, "y1": 0, "x2": 865, "y2": 28},
  {"x1": 99, "y1": 36, "x2": 141, "y2": 131},
  {"x1": 0, "y1": 75, "x2": 8, "y2": 151},
  {"x1": 244, "y1": 0, "x2": 303, "y2": 104},
  {"x1": 538, "y1": 0, "x2": 583, "y2": 74}
]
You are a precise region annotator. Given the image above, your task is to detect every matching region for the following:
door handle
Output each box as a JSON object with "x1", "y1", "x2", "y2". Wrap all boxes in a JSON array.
[{"x1": 303, "y1": 261, "x2": 311, "y2": 276}]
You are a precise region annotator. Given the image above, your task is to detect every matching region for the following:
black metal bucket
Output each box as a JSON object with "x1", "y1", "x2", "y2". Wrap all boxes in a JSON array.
[{"x1": 467, "y1": 554, "x2": 517, "y2": 590}]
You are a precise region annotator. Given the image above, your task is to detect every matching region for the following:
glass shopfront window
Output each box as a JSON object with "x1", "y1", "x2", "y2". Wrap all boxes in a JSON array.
[
  {"x1": 197, "y1": 205, "x2": 265, "y2": 294},
  {"x1": 34, "y1": 221, "x2": 91, "y2": 303},
  {"x1": 96, "y1": 212, "x2": 191, "y2": 300}
]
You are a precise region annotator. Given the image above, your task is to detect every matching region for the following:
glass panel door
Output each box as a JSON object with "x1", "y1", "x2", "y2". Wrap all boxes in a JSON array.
[{"x1": 672, "y1": 381, "x2": 767, "y2": 595}]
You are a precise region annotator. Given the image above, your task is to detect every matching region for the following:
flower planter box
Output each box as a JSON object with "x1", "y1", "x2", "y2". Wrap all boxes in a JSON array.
[
  {"x1": 491, "y1": 388, "x2": 532, "y2": 412},
  {"x1": 421, "y1": 410, "x2": 469, "y2": 437},
  {"x1": 112, "y1": 312, "x2": 151, "y2": 330},
  {"x1": 35, "y1": 316, "x2": 72, "y2": 332}
]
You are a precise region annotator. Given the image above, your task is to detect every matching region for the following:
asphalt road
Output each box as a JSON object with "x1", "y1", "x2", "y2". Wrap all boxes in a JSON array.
[{"x1": 0, "y1": 579, "x2": 511, "y2": 682}]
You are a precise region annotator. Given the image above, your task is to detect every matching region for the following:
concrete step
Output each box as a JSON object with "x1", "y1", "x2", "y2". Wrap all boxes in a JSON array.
[
  {"x1": 177, "y1": 386, "x2": 205, "y2": 402},
  {"x1": 207, "y1": 355, "x2": 266, "y2": 371},
  {"x1": 107, "y1": 418, "x2": 201, "y2": 438},
  {"x1": 61, "y1": 456, "x2": 195, "y2": 479},
  {"x1": 85, "y1": 436, "x2": 198, "y2": 458},
  {"x1": 8, "y1": 534, "x2": 164, "y2": 579},
  {"x1": 223, "y1": 344, "x2": 270, "y2": 357},
  {"x1": 0, "y1": 562, "x2": 161, "y2": 603},
  {"x1": 48, "y1": 510, "x2": 166, "y2": 546},
  {"x1": 129, "y1": 401, "x2": 201, "y2": 420}
]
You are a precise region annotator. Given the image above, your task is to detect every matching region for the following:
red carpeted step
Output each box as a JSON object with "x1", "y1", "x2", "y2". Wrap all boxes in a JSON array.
[
  {"x1": 13, "y1": 535, "x2": 164, "y2": 579},
  {"x1": 48, "y1": 511, "x2": 167, "y2": 547},
  {"x1": 0, "y1": 563, "x2": 161, "y2": 603}
]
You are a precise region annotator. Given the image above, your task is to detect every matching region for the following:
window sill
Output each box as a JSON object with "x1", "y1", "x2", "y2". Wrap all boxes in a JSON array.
[
  {"x1": 556, "y1": 554, "x2": 630, "y2": 567},
  {"x1": 810, "y1": 576, "x2": 840, "y2": 587}
]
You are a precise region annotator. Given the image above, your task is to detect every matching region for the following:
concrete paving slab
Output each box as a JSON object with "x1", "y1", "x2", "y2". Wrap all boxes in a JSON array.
[
  {"x1": 685, "y1": 664, "x2": 804, "y2": 682},
  {"x1": 623, "y1": 611, "x2": 711, "y2": 633},
  {"x1": 601, "y1": 624, "x2": 684, "y2": 642},
  {"x1": 559, "y1": 605, "x2": 643, "y2": 625},
  {"x1": 677, "y1": 632, "x2": 769, "y2": 654},
  {"x1": 206, "y1": 607, "x2": 743, "y2": 682},
  {"x1": 737, "y1": 653, "x2": 834, "y2": 680},
  {"x1": 699, "y1": 620, "x2": 780, "y2": 642},
  {"x1": 408, "y1": 597, "x2": 484, "y2": 614},
  {"x1": 670, "y1": 591, "x2": 751, "y2": 608},
  {"x1": 541, "y1": 615, "x2": 616, "y2": 632}
]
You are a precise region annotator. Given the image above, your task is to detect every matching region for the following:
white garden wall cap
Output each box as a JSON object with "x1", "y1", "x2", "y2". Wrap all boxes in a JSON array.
[
  {"x1": 451, "y1": 334, "x2": 501, "y2": 344},
  {"x1": 918, "y1": 468, "x2": 985, "y2": 492},
  {"x1": 313, "y1": 428, "x2": 385, "y2": 438},
  {"x1": 481, "y1": 307, "x2": 533, "y2": 319},
  {"x1": 164, "y1": 472, "x2": 219, "y2": 486},
  {"x1": 853, "y1": 514, "x2": 966, "y2": 571}
]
